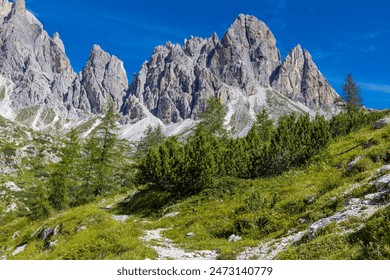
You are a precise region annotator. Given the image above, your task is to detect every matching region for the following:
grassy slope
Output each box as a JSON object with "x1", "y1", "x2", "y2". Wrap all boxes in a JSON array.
[{"x1": 1, "y1": 120, "x2": 389, "y2": 260}]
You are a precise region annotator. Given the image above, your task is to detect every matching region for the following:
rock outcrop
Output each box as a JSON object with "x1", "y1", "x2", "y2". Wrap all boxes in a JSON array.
[
  {"x1": 271, "y1": 45, "x2": 339, "y2": 110},
  {"x1": 77, "y1": 45, "x2": 129, "y2": 113}
]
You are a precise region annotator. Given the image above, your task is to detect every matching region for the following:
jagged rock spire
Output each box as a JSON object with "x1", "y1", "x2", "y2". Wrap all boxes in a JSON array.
[
  {"x1": 271, "y1": 44, "x2": 339, "y2": 109},
  {"x1": 10, "y1": 0, "x2": 26, "y2": 16}
]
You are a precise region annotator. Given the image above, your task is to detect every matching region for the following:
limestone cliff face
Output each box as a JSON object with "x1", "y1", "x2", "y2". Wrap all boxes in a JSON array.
[
  {"x1": 0, "y1": 0, "x2": 76, "y2": 118},
  {"x1": 271, "y1": 45, "x2": 339, "y2": 110},
  {"x1": 124, "y1": 14, "x2": 339, "y2": 124},
  {"x1": 0, "y1": 2, "x2": 339, "y2": 131},
  {"x1": 76, "y1": 45, "x2": 129, "y2": 113}
]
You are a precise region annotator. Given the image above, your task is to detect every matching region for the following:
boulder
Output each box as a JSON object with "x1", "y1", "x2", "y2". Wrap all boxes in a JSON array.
[
  {"x1": 372, "y1": 117, "x2": 390, "y2": 130},
  {"x1": 228, "y1": 234, "x2": 242, "y2": 242},
  {"x1": 38, "y1": 228, "x2": 53, "y2": 240},
  {"x1": 185, "y1": 232, "x2": 196, "y2": 238}
]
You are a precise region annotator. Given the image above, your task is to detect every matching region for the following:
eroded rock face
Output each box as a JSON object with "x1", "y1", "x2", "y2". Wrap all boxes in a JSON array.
[
  {"x1": 0, "y1": 4, "x2": 339, "y2": 129},
  {"x1": 271, "y1": 45, "x2": 339, "y2": 110},
  {"x1": 0, "y1": 1, "x2": 129, "y2": 126},
  {"x1": 124, "y1": 14, "x2": 339, "y2": 124},
  {"x1": 78, "y1": 45, "x2": 129, "y2": 113},
  {"x1": 0, "y1": 0, "x2": 76, "y2": 119}
]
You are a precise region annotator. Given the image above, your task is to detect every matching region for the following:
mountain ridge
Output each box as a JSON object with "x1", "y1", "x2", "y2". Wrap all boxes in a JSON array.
[{"x1": 0, "y1": 1, "x2": 340, "y2": 138}]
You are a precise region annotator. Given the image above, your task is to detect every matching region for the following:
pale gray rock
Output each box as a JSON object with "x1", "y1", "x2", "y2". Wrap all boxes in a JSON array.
[
  {"x1": 76, "y1": 225, "x2": 87, "y2": 232},
  {"x1": 375, "y1": 174, "x2": 390, "y2": 188},
  {"x1": 111, "y1": 215, "x2": 130, "y2": 222},
  {"x1": 48, "y1": 240, "x2": 57, "y2": 250},
  {"x1": 372, "y1": 117, "x2": 390, "y2": 130},
  {"x1": 272, "y1": 45, "x2": 339, "y2": 110},
  {"x1": 228, "y1": 234, "x2": 242, "y2": 242},
  {"x1": 78, "y1": 45, "x2": 129, "y2": 113},
  {"x1": 346, "y1": 156, "x2": 363, "y2": 172},
  {"x1": 11, "y1": 244, "x2": 27, "y2": 256},
  {"x1": 1, "y1": 255, "x2": 6, "y2": 260},
  {"x1": 11, "y1": 231, "x2": 19, "y2": 239},
  {"x1": 379, "y1": 165, "x2": 390, "y2": 174},
  {"x1": 162, "y1": 212, "x2": 180, "y2": 218},
  {"x1": 5, "y1": 181, "x2": 21, "y2": 192},
  {"x1": 186, "y1": 232, "x2": 196, "y2": 238}
]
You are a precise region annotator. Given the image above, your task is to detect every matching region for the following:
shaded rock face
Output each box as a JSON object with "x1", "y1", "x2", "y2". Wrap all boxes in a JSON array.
[
  {"x1": 0, "y1": 3, "x2": 338, "y2": 129},
  {"x1": 0, "y1": 0, "x2": 75, "y2": 117},
  {"x1": 77, "y1": 45, "x2": 128, "y2": 113},
  {"x1": 124, "y1": 14, "x2": 339, "y2": 124},
  {"x1": 271, "y1": 45, "x2": 339, "y2": 110},
  {"x1": 0, "y1": 0, "x2": 129, "y2": 125}
]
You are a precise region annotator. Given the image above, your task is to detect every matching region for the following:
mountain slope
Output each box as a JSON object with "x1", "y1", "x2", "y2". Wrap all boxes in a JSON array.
[{"x1": 1, "y1": 117, "x2": 389, "y2": 260}]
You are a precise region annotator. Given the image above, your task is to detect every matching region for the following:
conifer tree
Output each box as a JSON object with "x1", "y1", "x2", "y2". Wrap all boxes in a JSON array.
[
  {"x1": 48, "y1": 129, "x2": 81, "y2": 210},
  {"x1": 136, "y1": 125, "x2": 166, "y2": 158},
  {"x1": 342, "y1": 74, "x2": 363, "y2": 113},
  {"x1": 200, "y1": 97, "x2": 227, "y2": 137},
  {"x1": 93, "y1": 101, "x2": 121, "y2": 196}
]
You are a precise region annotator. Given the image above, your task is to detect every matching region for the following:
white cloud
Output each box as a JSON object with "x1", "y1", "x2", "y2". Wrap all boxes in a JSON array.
[{"x1": 361, "y1": 83, "x2": 390, "y2": 94}]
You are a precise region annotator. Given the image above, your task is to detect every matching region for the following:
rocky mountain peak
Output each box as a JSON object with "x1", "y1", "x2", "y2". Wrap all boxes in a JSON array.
[
  {"x1": 9, "y1": 0, "x2": 26, "y2": 17},
  {"x1": 271, "y1": 44, "x2": 338, "y2": 110},
  {"x1": 52, "y1": 32, "x2": 65, "y2": 54},
  {"x1": 78, "y1": 44, "x2": 129, "y2": 114}
]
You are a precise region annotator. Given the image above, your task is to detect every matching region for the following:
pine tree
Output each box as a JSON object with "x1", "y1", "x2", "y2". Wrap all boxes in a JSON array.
[
  {"x1": 199, "y1": 97, "x2": 227, "y2": 137},
  {"x1": 48, "y1": 129, "x2": 81, "y2": 210},
  {"x1": 93, "y1": 101, "x2": 121, "y2": 196},
  {"x1": 136, "y1": 125, "x2": 166, "y2": 158},
  {"x1": 79, "y1": 101, "x2": 123, "y2": 200},
  {"x1": 342, "y1": 74, "x2": 363, "y2": 113}
]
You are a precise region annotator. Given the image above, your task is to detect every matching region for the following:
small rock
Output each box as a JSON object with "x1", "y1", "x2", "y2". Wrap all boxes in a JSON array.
[
  {"x1": 1, "y1": 255, "x2": 6, "y2": 260},
  {"x1": 5, "y1": 203, "x2": 18, "y2": 213},
  {"x1": 12, "y1": 244, "x2": 27, "y2": 256},
  {"x1": 99, "y1": 199, "x2": 106, "y2": 205},
  {"x1": 0, "y1": 190, "x2": 6, "y2": 196},
  {"x1": 347, "y1": 198, "x2": 362, "y2": 206},
  {"x1": 76, "y1": 225, "x2": 87, "y2": 232},
  {"x1": 48, "y1": 240, "x2": 57, "y2": 250},
  {"x1": 102, "y1": 204, "x2": 113, "y2": 210},
  {"x1": 53, "y1": 225, "x2": 60, "y2": 236},
  {"x1": 347, "y1": 156, "x2": 363, "y2": 172},
  {"x1": 123, "y1": 191, "x2": 140, "y2": 203},
  {"x1": 11, "y1": 231, "x2": 19, "y2": 240},
  {"x1": 39, "y1": 228, "x2": 53, "y2": 240},
  {"x1": 186, "y1": 232, "x2": 196, "y2": 238},
  {"x1": 163, "y1": 212, "x2": 180, "y2": 218},
  {"x1": 364, "y1": 191, "x2": 388, "y2": 201},
  {"x1": 372, "y1": 117, "x2": 390, "y2": 130},
  {"x1": 298, "y1": 218, "x2": 308, "y2": 224},
  {"x1": 5, "y1": 182, "x2": 22, "y2": 192},
  {"x1": 375, "y1": 174, "x2": 390, "y2": 188},
  {"x1": 228, "y1": 234, "x2": 242, "y2": 242},
  {"x1": 379, "y1": 165, "x2": 390, "y2": 174},
  {"x1": 112, "y1": 215, "x2": 130, "y2": 222}
]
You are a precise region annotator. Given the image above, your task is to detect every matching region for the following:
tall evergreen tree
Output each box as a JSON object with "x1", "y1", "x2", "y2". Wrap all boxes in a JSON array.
[
  {"x1": 342, "y1": 74, "x2": 363, "y2": 113},
  {"x1": 48, "y1": 129, "x2": 81, "y2": 210},
  {"x1": 136, "y1": 125, "x2": 166, "y2": 158},
  {"x1": 199, "y1": 97, "x2": 227, "y2": 137}
]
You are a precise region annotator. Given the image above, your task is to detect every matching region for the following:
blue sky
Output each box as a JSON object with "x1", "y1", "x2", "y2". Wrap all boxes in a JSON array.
[{"x1": 23, "y1": 0, "x2": 390, "y2": 109}]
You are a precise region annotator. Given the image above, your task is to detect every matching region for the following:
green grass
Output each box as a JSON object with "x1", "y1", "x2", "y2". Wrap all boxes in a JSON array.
[
  {"x1": 117, "y1": 119, "x2": 390, "y2": 259},
  {"x1": 15, "y1": 106, "x2": 40, "y2": 123},
  {"x1": 1, "y1": 203, "x2": 156, "y2": 260},
  {"x1": 0, "y1": 87, "x2": 5, "y2": 101},
  {"x1": 1, "y1": 114, "x2": 389, "y2": 260}
]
